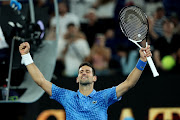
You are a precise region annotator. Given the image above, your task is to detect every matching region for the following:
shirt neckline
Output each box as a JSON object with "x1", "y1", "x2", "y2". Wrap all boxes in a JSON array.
[{"x1": 77, "y1": 89, "x2": 96, "y2": 98}]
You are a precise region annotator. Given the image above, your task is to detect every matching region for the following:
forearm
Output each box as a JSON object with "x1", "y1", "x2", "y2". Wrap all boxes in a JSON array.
[
  {"x1": 116, "y1": 46, "x2": 151, "y2": 98},
  {"x1": 116, "y1": 58, "x2": 147, "y2": 98},
  {"x1": 19, "y1": 42, "x2": 52, "y2": 96},
  {"x1": 125, "y1": 67, "x2": 142, "y2": 88},
  {"x1": 116, "y1": 66, "x2": 143, "y2": 98},
  {"x1": 125, "y1": 58, "x2": 147, "y2": 87},
  {"x1": 154, "y1": 50, "x2": 162, "y2": 68},
  {"x1": 26, "y1": 63, "x2": 46, "y2": 86}
]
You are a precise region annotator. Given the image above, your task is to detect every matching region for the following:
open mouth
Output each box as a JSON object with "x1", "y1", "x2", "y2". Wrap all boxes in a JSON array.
[{"x1": 81, "y1": 76, "x2": 87, "y2": 79}]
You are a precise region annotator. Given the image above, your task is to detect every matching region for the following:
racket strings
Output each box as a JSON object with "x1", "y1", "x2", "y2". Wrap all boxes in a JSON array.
[
  {"x1": 123, "y1": 17, "x2": 145, "y2": 40},
  {"x1": 119, "y1": 6, "x2": 148, "y2": 41}
]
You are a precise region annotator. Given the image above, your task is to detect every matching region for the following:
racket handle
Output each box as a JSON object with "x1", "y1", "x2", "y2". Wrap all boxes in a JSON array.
[{"x1": 147, "y1": 56, "x2": 159, "y2": 77}]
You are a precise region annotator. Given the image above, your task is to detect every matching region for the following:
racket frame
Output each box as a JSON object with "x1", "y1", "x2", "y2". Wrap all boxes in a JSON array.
[{"x1": 119, "y1": 6, "x2": 159, "y2": 77}]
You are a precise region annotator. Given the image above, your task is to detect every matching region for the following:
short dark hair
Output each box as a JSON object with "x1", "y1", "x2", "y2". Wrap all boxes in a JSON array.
[
  {"x1": 67, "y1": 23, "x2": 75, "y2": 28},
  {"x1": 78, "y1": 62, "x2": 96, "y2": 76},
  {"x1": 156, "y1": 7, "x2": 164, "y2": 12}
]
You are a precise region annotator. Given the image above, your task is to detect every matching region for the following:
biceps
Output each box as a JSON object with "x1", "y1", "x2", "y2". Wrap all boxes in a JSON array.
[
  {"x1": 116, "y1": 81, "x2": 131, "y2": 98},
  {"x1": 40, "y1": 80, "x2": 52, "y2": 96}
]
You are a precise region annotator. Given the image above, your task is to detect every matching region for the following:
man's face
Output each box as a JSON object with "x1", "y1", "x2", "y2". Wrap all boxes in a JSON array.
[
  {"x1": 58, "y1": 3, "x2": 67, "y2": 14},
  {"x1": 68, "y1": 25, "x2": 78, "y2": 34},
  {"x1": 77, "y1": 66, "x2": 96, "y2": 85},
  {"x1": 163, "y1": 21, "x2": 174, "y2": 33}
]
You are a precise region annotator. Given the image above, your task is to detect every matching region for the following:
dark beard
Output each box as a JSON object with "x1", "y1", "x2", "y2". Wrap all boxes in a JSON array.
[{"x1": 80, "y1": 81, "x2": 91, "y2": 86}]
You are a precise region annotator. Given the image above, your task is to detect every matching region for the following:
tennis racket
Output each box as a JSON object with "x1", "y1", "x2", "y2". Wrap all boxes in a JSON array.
[{"x1": 119, "y1": 6, "x2": 159, "y2": 77}]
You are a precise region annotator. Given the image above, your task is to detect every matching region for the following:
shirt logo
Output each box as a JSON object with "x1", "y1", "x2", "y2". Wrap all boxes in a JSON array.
[{"x1": 92, "y1": 101, "x2": 97, "y2": 104}]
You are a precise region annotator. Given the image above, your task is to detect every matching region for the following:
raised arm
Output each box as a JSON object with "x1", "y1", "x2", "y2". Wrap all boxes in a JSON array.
[
  {"x1": 19, "y1": 42, "x2": 52, "y2": 96},
  {"x1": 116, "y1": 45, "x2": 152, "y2": 98}
]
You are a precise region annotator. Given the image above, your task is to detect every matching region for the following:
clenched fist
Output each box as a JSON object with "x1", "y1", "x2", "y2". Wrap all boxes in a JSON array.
[
  {"x1": 139, "y1": 45, "x2": 152, "y2": 62},
  {"x1": 19, "y1": 42, "x2": 30, "y2": 55}
]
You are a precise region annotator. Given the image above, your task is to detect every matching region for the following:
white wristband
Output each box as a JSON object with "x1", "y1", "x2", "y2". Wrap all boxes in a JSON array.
[{"x1": 21, "y1": 53, "x2": 34, "y2": 66}]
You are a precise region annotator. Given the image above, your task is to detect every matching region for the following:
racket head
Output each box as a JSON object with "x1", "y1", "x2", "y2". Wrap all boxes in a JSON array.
[{"x1": 119, "y1": 6, "x2": 149, "y2": 43}]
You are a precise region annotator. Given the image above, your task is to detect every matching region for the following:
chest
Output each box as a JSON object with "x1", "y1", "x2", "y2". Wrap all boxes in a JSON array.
[
  {"x1": 65, "y1": 96, "x2": 107, "y2": 112},
  {"x1": 64, "y1": 96, "x2": 107, "y2": 120}
]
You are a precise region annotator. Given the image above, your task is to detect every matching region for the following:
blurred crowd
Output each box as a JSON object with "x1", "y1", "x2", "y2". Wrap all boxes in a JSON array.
[{"x1": 0, "y1": 0, "x2": 180, "y2": 80}]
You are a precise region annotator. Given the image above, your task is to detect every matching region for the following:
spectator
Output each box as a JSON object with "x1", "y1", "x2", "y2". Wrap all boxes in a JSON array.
[
  {"x1": 69, "y1": 0, "x2": 96, "y2": 23},
  {"x1": 148, "y1": 7, "x2": 166, "y2": 41},
  {"x1": 144, "y1": 0, "x2": 163, "y2": 16},
  {"x1": 46, "y1": 2, "x2": 80, "y2": 77},
  {"x1": 92, "y1": 0, "x2": 115, "y2": 19},
  {"x1": 105, "y1": 29, "x2": 117, "y2": 55},
  {"x1": 92, "y1": 0, "x2": 116, "y2": 33},
  {"x1": 63, "y1": 23, "x2": 90, "y2": 77},
  {"x1": 153, "y1": 19, "x2": 180, "y2": 71},
  {"x1": 117, "y1": 45, "x2": 138, "y2": 76},
  {"x1": 169, "y1": 13, "x2": 180, "y2": 34},
  {"x1": 86, "y1": 34, "x2": 112, "y2": 76},
  {"x1": 81, "y1": 8, "x2": 102, "y2": 48},
  {"x1": 104, "y1": 29, "x2": 123, "y2": 70},
  {"x1": 48, "y1": 1, "x2": 80, "y2": 38}
]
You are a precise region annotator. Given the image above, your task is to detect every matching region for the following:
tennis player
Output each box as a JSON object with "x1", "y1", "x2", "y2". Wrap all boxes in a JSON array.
[{"x1": 19, "y1": 42, "x2": 152, "y2": 120}]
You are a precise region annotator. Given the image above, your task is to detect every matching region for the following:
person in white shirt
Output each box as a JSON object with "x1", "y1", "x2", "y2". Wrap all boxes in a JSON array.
[
  {"x1": 63, "y1": 23, "x2": 90, "y2": 77},
  {"x1": 50, "y1": 2, "x2": 80, "y2": 37},
  {"x1": 47, "y1": 2, "x2": 81, "y2": 77},
  {"x1": 0, "y1": 26, "x2": 9, "y2": 50}
]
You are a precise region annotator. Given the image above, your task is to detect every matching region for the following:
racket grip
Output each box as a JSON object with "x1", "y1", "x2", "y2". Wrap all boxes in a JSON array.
[{"x1": 147, "y1": 56, "x2": 159, "y2": 77}]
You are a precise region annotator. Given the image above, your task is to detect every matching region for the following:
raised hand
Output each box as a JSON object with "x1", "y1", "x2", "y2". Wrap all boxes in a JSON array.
[
  {"x1": 19, "y1": 42, "x2": 30, "y2": 55},
  {"x1": 139, "y1": 45, "x2": 152, "y2": 62}
]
